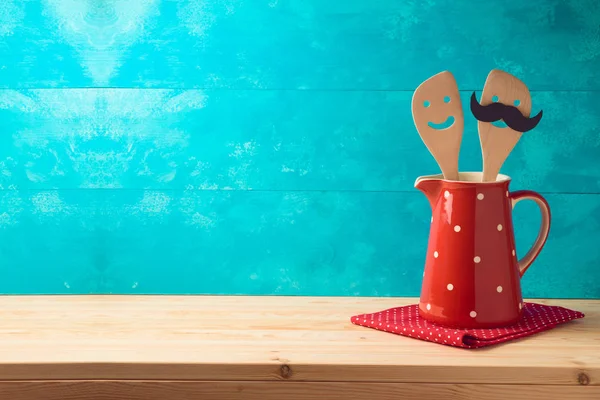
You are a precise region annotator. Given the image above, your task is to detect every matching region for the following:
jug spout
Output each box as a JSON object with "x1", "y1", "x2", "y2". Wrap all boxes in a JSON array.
[{"x1": 414, "y1": 175, "x2": 443, "y2": 208}]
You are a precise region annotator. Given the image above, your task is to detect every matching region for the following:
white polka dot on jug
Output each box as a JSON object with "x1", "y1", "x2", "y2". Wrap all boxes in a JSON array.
[
  {"x1": 454, "y1": 225, "x2": 461, "y2": 232},
  {"x1": 477, "y1": 193, "x2": 484, "y2": 200},
  {"x1": 444, "y1": 191, "x2": 450, "y2": 199},
  {"x1": 470, "y1": 311, "x2": 477, "y2": 318},
  {"x1": 497, "y1": 224, "x2": 503, "y2": 231}
]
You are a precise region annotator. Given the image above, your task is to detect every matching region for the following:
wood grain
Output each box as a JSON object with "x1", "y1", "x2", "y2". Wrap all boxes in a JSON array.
[
  {"x1": 0, "y1": 191, "x2": 599, "y2": 298},
  {"x1": 0, "y1": 381, "x2": 597, "y2": 400},
  {"x1": 0, "y1": 296, "x2": 597, "y2": 387}
]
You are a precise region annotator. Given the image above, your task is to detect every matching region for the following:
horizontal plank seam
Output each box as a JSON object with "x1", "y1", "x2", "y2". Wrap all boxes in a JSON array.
[
  {"x1": 1, "y1": 189, "x2": 599, "y2": 195},
  {"x1": 0, "y1": 294, "x2": 595, "y2": 300},
  {"x1": 1, "y1": 88, "x2": 599, "y2": 93}
]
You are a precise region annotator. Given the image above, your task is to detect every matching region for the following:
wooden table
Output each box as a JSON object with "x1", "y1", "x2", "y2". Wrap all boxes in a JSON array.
[{"x1": 0, "y1": 296, "x2": 597, "y2": 400}]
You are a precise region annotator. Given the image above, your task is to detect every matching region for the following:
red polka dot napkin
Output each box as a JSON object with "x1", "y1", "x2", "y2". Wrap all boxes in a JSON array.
[{"x1": 351, "y1": 303, "x2": 584, "y2": 348}]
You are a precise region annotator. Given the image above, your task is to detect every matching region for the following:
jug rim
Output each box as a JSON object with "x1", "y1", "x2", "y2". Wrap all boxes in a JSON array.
[{"x1": 415, "y1": 171, "x2": 511, "y2": 185}]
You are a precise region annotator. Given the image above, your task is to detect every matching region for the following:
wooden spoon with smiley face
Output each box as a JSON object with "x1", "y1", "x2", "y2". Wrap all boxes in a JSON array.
[
  {"x1": 472, "y1": 69, "x2": 543, "y2": 182},
  {"x1": 412, "y1": 71, "x2": 464, "y2": 181}
]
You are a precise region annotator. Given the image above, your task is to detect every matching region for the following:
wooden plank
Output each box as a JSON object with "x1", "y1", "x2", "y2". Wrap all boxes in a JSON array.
[
  {"x1": 0, "y1": 1, "x2": 598, "y2": 90},
  {"x1": 0, "y1": 296, "x2": 597, "y2": 386},
  {"x1": 0, "y1": 381, "x2": 597, "y2": 400},
  {"x1": 0, "y1": 191, "x2": 599, "y2": 297},
  {"x1": 0, "y1": 89, "x2": 598, "y2": 193}
]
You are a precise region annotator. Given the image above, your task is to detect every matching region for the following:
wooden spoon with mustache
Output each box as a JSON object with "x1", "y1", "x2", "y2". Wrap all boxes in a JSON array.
[
  {"x1": 473, "y1": 69, "x2": 543, "y2": 182},
  {"x1": 412, "y1": 71, "x2": 464, "y2": 181}
]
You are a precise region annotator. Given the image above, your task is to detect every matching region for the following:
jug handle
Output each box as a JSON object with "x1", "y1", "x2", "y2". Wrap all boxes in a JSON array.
[{"x1": 509, "y1": 190, "x2": 551, "y2": 277}]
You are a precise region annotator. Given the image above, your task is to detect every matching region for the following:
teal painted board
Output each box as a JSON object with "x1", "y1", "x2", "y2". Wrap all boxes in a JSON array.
[
  {"x1": 0, "y1": 0, "x2": 598, "y2": 298},
  {"x1": 0, "y1": 0, "x2": 599, "y2": 90},
  {"x1": 0, "y1": 190, "x2": 599, "y2": 298},
  {"x1": 0, "y1": 89, "x2": 598, "y2": 193}
]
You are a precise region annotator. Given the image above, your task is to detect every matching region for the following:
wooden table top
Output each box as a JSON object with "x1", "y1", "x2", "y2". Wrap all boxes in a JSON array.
[{"x1": 0, "y1": 296, "x2": 597, "y2": 387}]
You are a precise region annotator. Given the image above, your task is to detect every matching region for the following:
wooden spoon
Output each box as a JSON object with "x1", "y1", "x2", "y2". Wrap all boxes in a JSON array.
[
  {"x1": 412, "y1": 71, "x2": 464, "y2": 181},
  {"x1": 474, "y1": 70, "x2": 542, "y2": 182}
]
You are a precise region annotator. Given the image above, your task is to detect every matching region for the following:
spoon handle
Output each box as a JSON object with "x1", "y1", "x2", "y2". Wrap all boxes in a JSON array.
[{"x1": 480, "y1": 129, "x2": 522, "y2": 182}]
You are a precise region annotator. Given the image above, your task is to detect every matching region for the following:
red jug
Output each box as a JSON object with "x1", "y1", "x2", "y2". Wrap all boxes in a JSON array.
[{"x1": 416, "y1": 172, "x2": 551, "y2": 328}]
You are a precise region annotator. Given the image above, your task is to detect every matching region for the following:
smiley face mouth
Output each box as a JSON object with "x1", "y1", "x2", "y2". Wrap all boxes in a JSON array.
[{"x1": 427, "y1": 115, "x2": 455, "y2": 130}]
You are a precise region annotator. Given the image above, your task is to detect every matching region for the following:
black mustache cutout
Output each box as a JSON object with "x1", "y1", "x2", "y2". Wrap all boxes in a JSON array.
[{"x1": 470, "y1": 92, "x2": 543, "y2": 133}]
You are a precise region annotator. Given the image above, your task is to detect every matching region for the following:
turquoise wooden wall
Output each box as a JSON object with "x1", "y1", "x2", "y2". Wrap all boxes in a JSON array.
[{"x1": 0, "y1": 0, "x2": 599, "y2": 297}]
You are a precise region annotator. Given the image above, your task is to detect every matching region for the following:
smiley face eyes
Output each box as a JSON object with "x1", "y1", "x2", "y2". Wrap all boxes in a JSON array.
[{"x1": 423, "y1": 96, "x2": 451, "y2": 108}]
